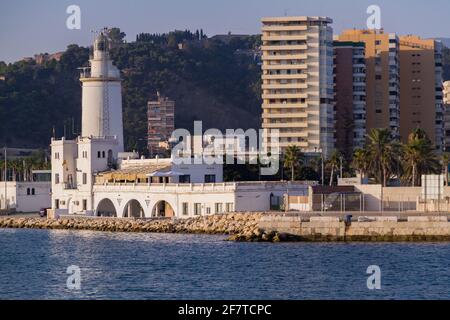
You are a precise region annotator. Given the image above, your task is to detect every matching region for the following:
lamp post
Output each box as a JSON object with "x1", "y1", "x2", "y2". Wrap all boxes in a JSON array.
[{"x1": 3, "y1": 147, "x2": 7, "y2": 210}]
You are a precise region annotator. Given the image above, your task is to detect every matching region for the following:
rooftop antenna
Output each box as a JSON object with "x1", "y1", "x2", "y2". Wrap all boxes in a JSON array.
[{"x1": 284, "y1": 9, "x2": 288, "y2": 16}]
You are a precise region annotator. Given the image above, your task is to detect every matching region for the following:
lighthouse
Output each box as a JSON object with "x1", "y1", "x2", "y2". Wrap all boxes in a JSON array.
[{"x1": 80, "y1": 30, "x2": 124, "y2": 152}]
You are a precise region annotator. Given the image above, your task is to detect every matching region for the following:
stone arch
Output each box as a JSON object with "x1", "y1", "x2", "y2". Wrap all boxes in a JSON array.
[
  {"x1": 123, "y1": 199, "x2": 146, "y2": 218},
  {"x1": 96, "y1": 198, "x2": 117, "y2": 217},
  {"x1": 151, "y1": 200, "x2": 175, "y2": 218}
]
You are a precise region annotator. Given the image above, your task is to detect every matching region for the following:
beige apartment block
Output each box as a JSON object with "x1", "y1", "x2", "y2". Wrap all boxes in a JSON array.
[
  {"x1": 338, "y1": 29, "x2": 400, "y2": 140},
  {"x1": 147, "y1": 92, "x2": 175, "y2": 157},
  {"x1": 399, "y1": 36, "x2": 444, "y2": 150},
  {"x1": 261, "y1": 16, "x2": 335, "y2": 158},
  {"x1": 444, "y1": 81, "x2": 450, "y2": 152}
]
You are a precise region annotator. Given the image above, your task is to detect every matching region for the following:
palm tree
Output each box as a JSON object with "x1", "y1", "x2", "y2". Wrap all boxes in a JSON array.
[
  {"x1": 352, "y1": 148, "x2": 369, "y2": 179},
  {"x1": 366, "y1": 128, "x2": 398, "y2": 187},
  {"x1": 402, "y1": 129, "x2": 439, "y2": 186},
  {"x1": 327, "y1": 150, "x2": 341, "y2": 186},
  {"x1": 442, "y1": 152, "x2": 450, "y2": 186},
  {"x1": 283, "y1": 145, "x2": 302, "y2": 181}
]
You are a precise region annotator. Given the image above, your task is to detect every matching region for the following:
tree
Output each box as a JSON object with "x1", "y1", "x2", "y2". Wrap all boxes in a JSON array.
[
  {"x1": 366, "y1": 128, "x2": 398, "y2": 187},
  {"x1": 402, "y1": 129, "x2": 439, "y2": 186},
  {"x1": 327, "y1": 150, "x2": 341, "y2": 186},
  {"x1": 106, "y1": 27, "x2": 126, "y2": 46},
  {"x1": 283, "y1": 145, "x2": 302, "y2": 181},
  {"x1": 442, "y1": 152, "x2": 450, "y2": 186},
  {"x1": 352, "y1": 148, "x2": 369, "y2": 179}
]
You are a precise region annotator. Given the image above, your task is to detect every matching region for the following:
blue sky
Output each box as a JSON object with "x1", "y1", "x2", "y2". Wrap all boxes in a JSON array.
[{"x1": 1, "y1": 0, "x2": 449, "y2": 62}]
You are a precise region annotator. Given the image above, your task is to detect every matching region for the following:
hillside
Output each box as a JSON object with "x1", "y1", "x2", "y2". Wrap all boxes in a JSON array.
[{"x1": 0, "y1": 29, "x2": 262, "y2": 153}]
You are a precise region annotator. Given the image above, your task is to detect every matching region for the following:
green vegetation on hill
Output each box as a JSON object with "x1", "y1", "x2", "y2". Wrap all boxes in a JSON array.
[{"x1": 0, "y1": 28, "x2": 262, "y2": 154}]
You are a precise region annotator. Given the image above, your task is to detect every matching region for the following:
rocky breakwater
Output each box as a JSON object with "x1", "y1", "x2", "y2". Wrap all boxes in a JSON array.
[{"x1": 0, "y1": 213, "x2": 266, "y2": 240}]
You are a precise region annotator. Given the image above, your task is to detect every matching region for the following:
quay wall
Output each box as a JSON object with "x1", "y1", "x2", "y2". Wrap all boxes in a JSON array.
[
  {"x1": 2, "y1": 213, "x2": 450, "y2": 242},
  {"x1": 257, "y1": 215, "x2": 450, "y2": 241}
]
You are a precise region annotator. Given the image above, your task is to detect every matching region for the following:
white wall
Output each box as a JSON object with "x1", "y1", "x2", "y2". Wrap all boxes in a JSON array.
[{"x1": 0, "y1": 182, "x2": 51, "y2": 212}]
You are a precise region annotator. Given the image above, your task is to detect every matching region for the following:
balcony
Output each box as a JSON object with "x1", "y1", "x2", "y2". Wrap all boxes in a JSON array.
[
  {"x1": 262, "y1": 93, "x2": 308, "y2": 100},
  {"x1": 63, "y1": 182, "x2": 77, "y2": 190},
  {"x1": 262, "y1": 112, "x2": 308, "y2": 119},
  {"x1": 262, "y1": 25, "x2": 308, "y2": 32},
  {"x1": 262, "y1": 54, "x2": 308, "y2": 61},
  {"x1": 261, "y1": 44, "x2": 308, "y2": 51},
  {"x1": 262, "y1": 73, "x2": 307, "y2": 80},
  {"x1": 262, "y1": 35, "x2": 308, "y2": 42},
  {"x1": 262, "y1": 83, "x2": 307, "y2": 90},
  {"x1": 262, "y1": 64, "x2": 308, "y2": 71}
]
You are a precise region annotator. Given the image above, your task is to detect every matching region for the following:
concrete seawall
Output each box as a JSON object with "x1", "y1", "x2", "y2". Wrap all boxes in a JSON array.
[
  {"x1": 257, "y1": 215, "x2": 450, "y2": 241},
  {"x1": 2, "y1": 214, "x2": 450, "y2": 242}
]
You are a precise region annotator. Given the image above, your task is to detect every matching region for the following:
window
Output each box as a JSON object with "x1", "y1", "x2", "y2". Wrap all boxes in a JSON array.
[
  {"x1": 182, "y1": 202, "x2": 189, "y2": 215},
  {"x1": 55, "y1": 174, "x2": 60, "y2": 184},
  {"x1": 194, "y1": 203, "x2": 202, "y2": 216},
  {"x1": 55, "y1": 199, "x2": 59, "y2": 209},
  {"x1": 54, "y1": 152, "x2": 60, "y2": 160},
  {"x1": 225, "y1": 203, "x2": 234, "y2": 212},
  {"x1": 82, "y1": 199, "x2": 87, "y2": 211},
  {"x1": 215, "y1": 203, "x2": 223, "y2": 214},
  {"x1": 31, "y1": 188, "x2": 35, "y2": 195},
  {"x1": 204, "y1": 174, "x2": 216, "y2": 183},
  {"x1": 27, "y1": 188, "x2": 30, "y2": 195},
  {"x1": 97, "y1": 151, "x2": 101, "y2": 158},
  {"x1": 83, "y1": 173, "x2": 87, "y2": 185},
  {"x1": 179, "y1": 175, "x2": 191, "y2": 183},
  {"x1": 206, "y1": 207, "x2": 211, "y2": 215},
  {"x1": 102, "y1": 151, "x2": 105, "y2": 158}
]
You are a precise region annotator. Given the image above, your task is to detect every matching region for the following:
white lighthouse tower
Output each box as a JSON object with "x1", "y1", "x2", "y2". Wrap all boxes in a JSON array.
[{"x1": 80, "y1": 29, "x2": 124, "y2": 152}]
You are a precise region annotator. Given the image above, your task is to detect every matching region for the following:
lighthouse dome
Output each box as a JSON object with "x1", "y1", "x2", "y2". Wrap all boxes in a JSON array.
[{"x1": 94, "y1": 32, "x2": 108, "y2": 52}]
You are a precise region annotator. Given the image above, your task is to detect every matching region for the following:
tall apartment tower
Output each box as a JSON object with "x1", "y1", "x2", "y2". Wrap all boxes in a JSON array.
[
  {"x1": 261, "y1": 16, "x2": 335, "y2": 158},
  {"x1": 338, "y1": 30, "x2": 400, "y2": 139},
  {"x1": 147, "y1": 92, "x2": 175, "y2": 157},
  {"x1": 443, "y1": 81, "x2": 450, "y2": 152},
  {"x1": 333, "y1": 41, "x2": 367, "y2": 159},
  {"x1": 399, "y1": 36, "x2": 444, "y2": 150}
]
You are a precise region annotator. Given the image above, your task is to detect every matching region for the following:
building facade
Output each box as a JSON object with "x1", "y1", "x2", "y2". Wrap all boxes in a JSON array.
[
  {"x1": 444, "y1": 81, "x2": 450, "y2": 152},
  {"x1": 399, "y1": 36, "x2": 444, "y2": 150},
  {"x1": 338, "y1": 29, "x2": 400, "y2": 140},
  {"x1": 333, "y1": 41, "x2": 366, "y2": 158},
  {"x1": 261, "y1": 16, "x2": 335, "y2": 158},
  {"x1": 147, "y1": 92, "x2": 175, "y2": 157},
  {"x1": 50, "y1": 30, "x2": 311, "y2": 219}
]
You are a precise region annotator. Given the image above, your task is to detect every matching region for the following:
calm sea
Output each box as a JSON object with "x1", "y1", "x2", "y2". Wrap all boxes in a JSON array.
[{"x1": 0, "y1": 228, "x2": 449, "y2": 300}]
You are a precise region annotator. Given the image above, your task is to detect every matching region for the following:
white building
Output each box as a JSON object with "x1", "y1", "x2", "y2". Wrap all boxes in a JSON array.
[
  {"x1": 260, "y1": 16, "x2": 335, "y2": 157},
  {"x1": 50, "y1": 30, "x2": 313, "y2": 219},
  {"x1": 0, "y1": 171, "x2": 51, "y2": 213}
]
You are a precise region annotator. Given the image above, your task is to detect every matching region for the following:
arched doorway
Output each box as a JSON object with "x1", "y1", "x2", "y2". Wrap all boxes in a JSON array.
[
  {"x1": 96, "y1": 199, "x2": 117, "y2": 217},
  {"x1": 151, "y1": 201, "x2": 175, "y2": 217},
  {"x1": 123, "y1": 199, "x2": 145, "y2": 218}
]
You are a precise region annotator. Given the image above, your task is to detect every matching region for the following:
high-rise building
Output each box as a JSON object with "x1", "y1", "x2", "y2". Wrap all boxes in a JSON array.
[
  {"x1": 333, "y1": 41, "x2": 366, "y2": 159},
  {"x1": 443, "y1": 81, "x2": 450, "y2": 152},
  {"x1": 399, "y1": 36, "x2": 444, "y2": 150},
  {"x1": 147, "y1": 92, "x2": 175, "y2": 157},
  {"x1": 338, "y1": 29, "x2": 400, "y2": 139},
  {"x1": 261, "y1": 16, "x2": 335, "y2": 157}
]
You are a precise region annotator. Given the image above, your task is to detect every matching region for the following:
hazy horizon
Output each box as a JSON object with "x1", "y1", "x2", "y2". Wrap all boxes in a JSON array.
[{"x1": 1, "y1": 0, "x2": 450, "y2": 63}]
